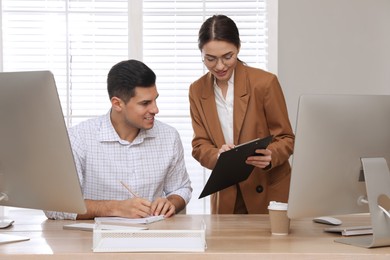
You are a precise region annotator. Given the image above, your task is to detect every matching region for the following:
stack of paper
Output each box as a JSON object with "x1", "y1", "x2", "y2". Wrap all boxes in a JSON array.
[{"x1": 95, "y1": 215, "x2": 165, "y2": 224}]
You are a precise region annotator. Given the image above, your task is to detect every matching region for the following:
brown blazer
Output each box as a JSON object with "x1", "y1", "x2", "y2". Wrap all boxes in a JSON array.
[{"x1": 189, "y1": 61, "x2": 295, "y2": 214}]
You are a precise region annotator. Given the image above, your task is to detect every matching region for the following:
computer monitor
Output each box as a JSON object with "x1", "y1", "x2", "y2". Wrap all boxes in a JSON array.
[
  {"x1": 287, "y1": 94, "x2": 390, "y2": 248},
  {"x1": 0, "y1": 71, "x2": 86, "y2": 242}
]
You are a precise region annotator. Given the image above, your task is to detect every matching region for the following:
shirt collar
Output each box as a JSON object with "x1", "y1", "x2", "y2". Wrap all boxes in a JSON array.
[{"x1": 98, "y1": 110, "x2": 157, "y2": 145}]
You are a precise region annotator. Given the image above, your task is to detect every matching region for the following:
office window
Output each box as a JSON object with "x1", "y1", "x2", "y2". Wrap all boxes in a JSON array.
[{"x1": 0, "y1": 0, "x2": 268, "y2": 214}]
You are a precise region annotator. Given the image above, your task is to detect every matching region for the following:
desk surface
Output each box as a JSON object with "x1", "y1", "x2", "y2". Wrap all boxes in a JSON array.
[{"x1": 0, "y1": 209, "x2": 389, "y2": 259}]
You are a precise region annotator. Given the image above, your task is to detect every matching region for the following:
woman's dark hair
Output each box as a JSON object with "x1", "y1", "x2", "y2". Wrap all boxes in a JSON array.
[
  {"x1": 198, "y1": 15, "x2": 241, "y2": 51},
  {"x1": 107, "y1": 59, "x2": 156, "y2": 103}
]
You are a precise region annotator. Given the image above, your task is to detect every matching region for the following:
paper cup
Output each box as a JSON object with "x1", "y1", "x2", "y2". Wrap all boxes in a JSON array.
[{"x1": 268, "y1": 201, "x2": 290, "y2": 235}]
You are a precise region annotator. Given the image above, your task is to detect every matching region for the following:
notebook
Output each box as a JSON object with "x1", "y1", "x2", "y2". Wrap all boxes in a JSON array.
[
  {"x1": 63, "y1": 223, "x2": 147, "y2": 231},
  {"x1": 95, "y1": 215, "x2": 165, "y2": 224}
]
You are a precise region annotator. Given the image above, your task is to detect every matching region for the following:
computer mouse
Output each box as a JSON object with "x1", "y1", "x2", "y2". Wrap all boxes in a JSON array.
[
  {"x1": 312, "y1": 216, "x2": 342, "y2": 226},
  {"x1": 0, "y1": 219, "x2": 14, "y2": 229}
]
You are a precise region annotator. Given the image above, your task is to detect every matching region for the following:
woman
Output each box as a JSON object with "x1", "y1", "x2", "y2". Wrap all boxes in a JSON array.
[{"x1": 189, "y1": 15, "x2": 294, "y2": 214}]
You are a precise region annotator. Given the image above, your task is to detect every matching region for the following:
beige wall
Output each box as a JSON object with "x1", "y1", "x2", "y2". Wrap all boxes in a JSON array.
[{"x1": 278, "y1": 0, "x2": 390, "y2": 129}]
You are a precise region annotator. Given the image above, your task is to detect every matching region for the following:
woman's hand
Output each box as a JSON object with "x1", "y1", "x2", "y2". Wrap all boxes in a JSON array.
[
  {"x1": 245, "y1": 148, "x2": 272, "y2": 169},
  {"x1": 217, "y1": 143, "x2": 235, "y2": 158}
]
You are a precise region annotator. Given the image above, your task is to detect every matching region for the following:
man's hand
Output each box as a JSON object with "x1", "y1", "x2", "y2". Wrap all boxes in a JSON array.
[
  {"x1": 76, "y1": 197, "x2": 152, "y2": 220},
  {"x1": 118, "y1": 197, "x2": 153, "y2": 218},
  {"x1": 150, "y1": 197, "x2": 176, "y2": 217}
]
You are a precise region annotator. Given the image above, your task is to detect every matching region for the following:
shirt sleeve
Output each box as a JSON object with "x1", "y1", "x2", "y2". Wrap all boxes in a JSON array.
[
  {"x1": 163, "y1": 131, "x2": 193, "y2": 204},
  {"x1": 43, "y1": 210, "x2": 77, "y2": 220}
]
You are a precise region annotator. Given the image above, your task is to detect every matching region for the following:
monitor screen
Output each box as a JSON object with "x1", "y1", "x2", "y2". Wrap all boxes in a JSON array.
[
  {"x1": 288, "y1": 94, "x2": 390, "y2": 219},
  {"x1": 0, "y1": 71, "x2": 86, "y2": 215}
]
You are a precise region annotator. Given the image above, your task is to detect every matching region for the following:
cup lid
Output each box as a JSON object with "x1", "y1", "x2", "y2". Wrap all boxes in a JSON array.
[{"x1": 267, "y1": 201, "x2": 288, "y2": 210}]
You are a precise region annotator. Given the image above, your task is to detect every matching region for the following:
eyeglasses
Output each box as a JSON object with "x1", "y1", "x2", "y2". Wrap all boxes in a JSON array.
[{"x1": 202, "y1": 52, "x2": 236, "y2": 67}]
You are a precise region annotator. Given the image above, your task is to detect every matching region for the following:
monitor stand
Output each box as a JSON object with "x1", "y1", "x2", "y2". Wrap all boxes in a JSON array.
[
  {"x1": 335, "y1": 157, "x2": 390, "y2": 248},
  {"x1": 0, "y1": 196, "x2": 30, "y2": 244}
]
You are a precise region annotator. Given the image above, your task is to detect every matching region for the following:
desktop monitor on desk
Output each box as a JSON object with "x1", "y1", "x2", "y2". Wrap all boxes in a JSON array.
[
  {"x1": 0, "y1": 71, "x2": 86, "y2": 242},
  {"x1": 287, "y1": 94, "x2": 390, "y2": 248}
]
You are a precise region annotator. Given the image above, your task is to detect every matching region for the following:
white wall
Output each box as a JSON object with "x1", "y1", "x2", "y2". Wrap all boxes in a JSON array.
[{"x1": 278, "y1": 0, "x2": 390, "y2": 129}]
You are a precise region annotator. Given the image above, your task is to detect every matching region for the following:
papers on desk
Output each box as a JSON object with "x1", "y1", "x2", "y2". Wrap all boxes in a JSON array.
[
  {"x1": 63, "y1": 223, "x2": 147, "y2": 231},
  {"x1": 0, "y1": 234, "x2": 30, "y2": 244},
  {"x1": 63, "y1": 216, "x2": 164, "y2": 232},
  {"x1": 95, "y1": 215, "x2": 165, "y2": 224},
  {"x1": 324, "y1": 225, "x2": 373, "y2": 236}
]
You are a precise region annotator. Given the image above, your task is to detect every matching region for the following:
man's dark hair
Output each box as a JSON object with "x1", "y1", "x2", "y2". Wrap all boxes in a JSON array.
[{"x1": 107, "y1": 59, "x2": 156, "y2": 103}]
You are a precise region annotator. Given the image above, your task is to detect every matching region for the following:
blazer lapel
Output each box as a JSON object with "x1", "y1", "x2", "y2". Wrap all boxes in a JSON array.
[
  {"x1": 233, "y1": 62, "x2": 249, "y2": 144},
  {"x1": 200, "y1": 73, "x2": 226, "y2": 147}
]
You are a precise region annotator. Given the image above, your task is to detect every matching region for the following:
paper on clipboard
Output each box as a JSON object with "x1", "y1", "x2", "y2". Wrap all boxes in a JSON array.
[{"x1": 198, "y1": 135, "x2": 273, "y2": 199}]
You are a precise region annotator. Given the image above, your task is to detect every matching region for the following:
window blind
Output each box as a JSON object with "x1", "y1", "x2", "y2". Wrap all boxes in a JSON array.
[
  {"x1": 0, "y1": 0, "x2": 268, "y2": 214},
  {"x1": 1, "y1": 0, "x2": 129, "y2": 126}
]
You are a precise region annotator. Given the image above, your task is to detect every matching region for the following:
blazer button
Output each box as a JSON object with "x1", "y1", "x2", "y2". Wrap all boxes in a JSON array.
[{"x1": 255, "y1": 185, "x2": 264, "y2": 193}]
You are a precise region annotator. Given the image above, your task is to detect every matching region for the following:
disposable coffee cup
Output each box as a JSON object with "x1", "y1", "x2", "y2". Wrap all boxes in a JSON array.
[{"x1": 268, "y1": 201, "x2": 290, "y2": 235}]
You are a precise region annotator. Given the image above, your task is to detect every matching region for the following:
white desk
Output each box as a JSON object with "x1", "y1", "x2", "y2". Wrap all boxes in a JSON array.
[{"x1": 0, "y1": 209, "x2": 389, "y2": 259}]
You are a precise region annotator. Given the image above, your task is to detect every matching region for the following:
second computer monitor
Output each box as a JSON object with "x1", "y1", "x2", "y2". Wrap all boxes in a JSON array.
[{"x1": 288, "y1": 94, "x2": 390, "y2": 219}]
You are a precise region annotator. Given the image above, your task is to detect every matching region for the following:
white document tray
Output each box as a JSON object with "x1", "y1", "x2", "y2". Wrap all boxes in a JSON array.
[{"x1": 92, "y1": 221, "x2": 206, "y2": 252}]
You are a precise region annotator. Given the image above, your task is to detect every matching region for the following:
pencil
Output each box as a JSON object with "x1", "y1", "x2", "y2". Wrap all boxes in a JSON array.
[{"x1": 120, "y1": 181, "x2": 139, "y2": 198}]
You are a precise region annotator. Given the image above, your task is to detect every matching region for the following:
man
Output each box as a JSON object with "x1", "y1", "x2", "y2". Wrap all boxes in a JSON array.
[{"x1": 45, "y1": 59, "x2": 192, "y2": 220}]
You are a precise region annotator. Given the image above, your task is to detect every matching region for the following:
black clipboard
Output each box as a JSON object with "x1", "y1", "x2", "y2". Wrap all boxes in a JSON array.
[{"x1": 198, "y1": 135, "x2": 273, "y2": 199}]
